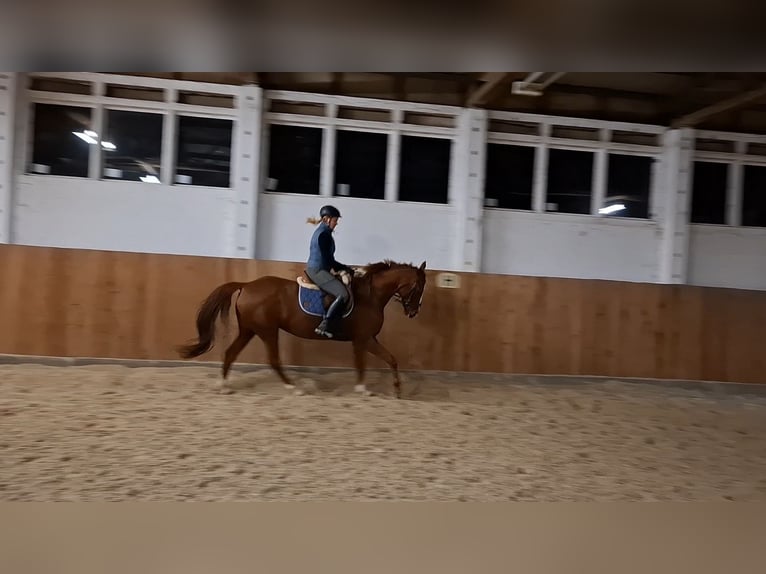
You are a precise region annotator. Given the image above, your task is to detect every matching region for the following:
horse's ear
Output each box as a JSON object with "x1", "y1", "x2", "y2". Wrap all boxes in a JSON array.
[{"x1": 419, "y1": 261, "x2": 426, "y2": 270}]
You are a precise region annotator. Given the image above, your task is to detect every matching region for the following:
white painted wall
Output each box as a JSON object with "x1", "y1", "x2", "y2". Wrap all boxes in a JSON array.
[
  {"x1": 688, "y1": 225, "x2": 766, "y2": 291},
  {"x1": 482, "y1": 210, "x2": 659, "y2": 282},
  {"x1": 13, "y1": 175, "x2": 237, "y2": 257},
  {"x1": 256, "y1": 193, "x2": 455, "y2": 270}
]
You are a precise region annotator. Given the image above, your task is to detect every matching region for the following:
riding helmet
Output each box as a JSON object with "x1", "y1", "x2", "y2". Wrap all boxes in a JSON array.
[{"x1": 320, "y1": 205, "x2": 341, "y2": 219}]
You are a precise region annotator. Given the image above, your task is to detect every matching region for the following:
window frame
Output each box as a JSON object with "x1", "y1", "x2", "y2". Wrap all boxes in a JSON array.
[
  {"x1": 23, "y1": 72, "x2": 239, "y2": 189},
  {"x1": 262, "y1": 90, "x2": 461, "y2": 204},
  {"x1": 486, "y1": 111, "x2": 664, "y2": 220},
  {"x1": 692, "y1": 130, "x2": 766, "y2": 229}
]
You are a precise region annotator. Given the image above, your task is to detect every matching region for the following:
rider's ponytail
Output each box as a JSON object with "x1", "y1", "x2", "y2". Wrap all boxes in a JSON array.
[{"x1": 306, "y1": 217, "x2": 321, "y2": 225}]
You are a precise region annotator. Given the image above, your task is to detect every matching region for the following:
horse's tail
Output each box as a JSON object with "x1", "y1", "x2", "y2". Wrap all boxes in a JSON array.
[{"x1": 177, "y1": 282, "x2": 245, "y2": 359}]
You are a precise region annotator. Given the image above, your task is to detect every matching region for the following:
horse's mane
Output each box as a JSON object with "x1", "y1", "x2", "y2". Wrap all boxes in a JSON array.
[
  {"x1": 358, "y1": 259, "x2": 417, "y2": 278},
  {"x1": 353, "y1": 260, "x2": 419, "y2": 292}
]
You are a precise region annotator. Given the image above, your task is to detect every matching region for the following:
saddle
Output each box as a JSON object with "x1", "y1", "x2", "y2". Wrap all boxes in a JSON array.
[{"x1": 296, "y1": 269, "x2": 355, "y2": 314}]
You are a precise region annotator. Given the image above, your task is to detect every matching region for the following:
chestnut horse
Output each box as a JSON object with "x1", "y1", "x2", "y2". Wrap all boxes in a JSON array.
[{"x1": 177, "y1": 260, "x2": 427, "y2": 398}]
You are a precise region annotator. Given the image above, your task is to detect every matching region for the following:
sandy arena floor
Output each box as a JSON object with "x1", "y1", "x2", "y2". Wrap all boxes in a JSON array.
[{"x1": 0, "y1": 363, "x2": 765, "y2": 501}]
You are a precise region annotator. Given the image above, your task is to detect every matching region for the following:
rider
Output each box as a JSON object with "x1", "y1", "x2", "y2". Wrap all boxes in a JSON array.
[{"x1": 306, "y1": 205, "x2": 354, "y2": 338}]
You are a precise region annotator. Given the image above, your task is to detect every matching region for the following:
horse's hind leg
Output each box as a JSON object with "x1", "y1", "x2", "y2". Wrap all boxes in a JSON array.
[
  {"x1": 257, "y1": 329, "x2": 294, "y2": 389},
  {"x1": 217, "y1": 328, "x2": 255, "y2": 394}
]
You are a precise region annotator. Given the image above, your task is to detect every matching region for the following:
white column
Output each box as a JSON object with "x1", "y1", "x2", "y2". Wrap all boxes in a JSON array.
[
  {"x1": 232, "y1": 84, "x2": 263, "y2": 258},
  {"x1": 384, "y1": 109, "x2": 402, "y2": 202},
  {"x1": 451, "y1": 108, "x2": 487, "y2": 272},
  {"x1": 319, "y1": 103, "x2": 337, "y2": 197},
  {"x1": 657, "y1": 128, "x2": 694, "y2": 284},
  {"x1": 0, "y1": 72, "x2": 16, "y2": 244},
  {"x1": 727, "y1": 141, "x2": 745, "y2": 227},
  {"x1": 88, "y1": 80, "x2": 105, "y2": 180},
  {"x1": 532, "y1": 123, "x2": 550, "y2": 213},
  {"x1": 160, "y1": 89, "x2": 178, "y2": 186},
  {"x1": 591, "y1": 128, "x2": 609, "y2": 215}
]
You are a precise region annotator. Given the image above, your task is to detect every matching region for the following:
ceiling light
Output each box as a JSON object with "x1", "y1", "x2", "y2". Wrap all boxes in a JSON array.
[
  {"x1": 599, "y1": 203, "x2": 626, "y2": 215},
  {"x1": 73, "y1": 131, "x2": 97, "y2": 144},
  {"x1": 511, "y1": 81, "x2": 543, "y2": 96}
]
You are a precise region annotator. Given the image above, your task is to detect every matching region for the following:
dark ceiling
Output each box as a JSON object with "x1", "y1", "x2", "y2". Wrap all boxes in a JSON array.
[{"x1": 123, "y1": 72, "x2": 766, "y2": 134}]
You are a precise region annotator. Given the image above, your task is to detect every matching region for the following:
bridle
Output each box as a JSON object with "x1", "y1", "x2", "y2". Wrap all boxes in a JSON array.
[{"x1": 393, "y1": 279, "x2": 424, "y2": 318}]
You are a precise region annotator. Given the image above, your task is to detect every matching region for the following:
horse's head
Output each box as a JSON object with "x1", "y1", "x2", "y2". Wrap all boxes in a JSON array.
[{"x1": 393, "y1": 261, "x2": 427, "y2": 318}]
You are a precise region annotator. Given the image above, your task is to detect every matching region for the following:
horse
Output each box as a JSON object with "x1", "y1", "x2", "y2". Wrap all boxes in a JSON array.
[{"x1": 177, "y1": 260, "x2": 427, "y2": 398}]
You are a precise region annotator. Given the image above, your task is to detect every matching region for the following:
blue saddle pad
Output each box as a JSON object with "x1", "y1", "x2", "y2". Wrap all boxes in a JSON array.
[{"x1": 298, "y1": 285, "x2": 353, "y2": 318}]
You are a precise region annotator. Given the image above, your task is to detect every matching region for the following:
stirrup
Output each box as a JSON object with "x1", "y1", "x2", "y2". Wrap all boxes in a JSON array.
[
  {"x1": 315, "y1": 326, "x2": 334, "y2": 338},
  {"x1": 315, "y1": 320, "x2": 334, "y2": 338}
]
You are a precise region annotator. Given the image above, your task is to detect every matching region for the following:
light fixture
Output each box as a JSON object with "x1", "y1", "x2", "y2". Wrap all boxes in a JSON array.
[
  {"x1": 72, "y1": 131, "x2": 97, "y2": 144},
  {"x1": 73, "y1": 131, "x2": 116, "y2": 151},
  {"x1": 599, "y1": 203, "x2": 626, "y2": 215},
  {"x1": 511, "y1": 82, "x2": 544, "y2": 96}
]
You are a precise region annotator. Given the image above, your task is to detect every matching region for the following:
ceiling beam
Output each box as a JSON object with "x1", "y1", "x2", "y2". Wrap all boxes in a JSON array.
[
  {"x1": 385, "y1": 72, "x2": 477, "y2": 83},
  {"x1": 671, "y1": 83, "x2": 766, "y2": 128},
  {"x1": 520, "y1": 79, "x2": 672, "y2": 103},
  {"x1": 466, "y1": 72, "x2": 510, "y2": 107},
  {"x1": 329, "y1": 72, "x2": 343, "y2": 94},
  {"x1": 391, "y1": 74, "x2": 407, "y2": 101}
]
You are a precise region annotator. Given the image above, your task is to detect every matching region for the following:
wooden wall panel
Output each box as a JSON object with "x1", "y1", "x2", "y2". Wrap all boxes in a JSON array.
[{"x1": 1, "y1": 243, "x2": 765, "y2": 385}]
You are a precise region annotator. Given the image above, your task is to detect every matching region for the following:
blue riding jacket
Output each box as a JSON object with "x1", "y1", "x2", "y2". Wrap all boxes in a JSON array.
[{"x1": 307, "y1": 221, "x2": 349, "y2": 273}]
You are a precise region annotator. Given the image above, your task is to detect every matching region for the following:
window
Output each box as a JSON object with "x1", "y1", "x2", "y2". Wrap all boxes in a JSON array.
[
  {"x1": 102, "y1": 110, "x2": 163, "y2": 183},
  {"x1": 604, "y1": 154, "x2": 653, "y2": 219},
  {"x1": 484, "y1": 143, "x2": 534, "y2": 210},
  {"x1": 334, "y1": 130, "x2": 387, "y2": 200},
  {"x1": 266, "y1": 124, "x2": 322, "y2": 195},
  {"x1": 175, "y1": 116, "x2": 233, "y2": 188},
  {"x1": 29, "y1": 103, "x2": 92, "y2": 177},
  {"x1": 691, "y1": 161, "x2": 728, "y2": 225},
  {"x1": 742, "y1": 164, "x2": 766, "y2": 227},
  {"x1": 546, "y1": 148, "x2": 594, "y2": 214},
  {"x1": 398, "y1": 135, "x2": 451, "y2": 204}
]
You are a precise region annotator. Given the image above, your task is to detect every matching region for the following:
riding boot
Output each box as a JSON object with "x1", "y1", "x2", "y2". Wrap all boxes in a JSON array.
[{"x1": 315, "y1": 296, "x2": 346, "y2": 338}]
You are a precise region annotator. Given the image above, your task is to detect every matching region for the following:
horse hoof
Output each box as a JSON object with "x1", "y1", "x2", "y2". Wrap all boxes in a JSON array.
[
  {"x1": 284, "y1": 383, "x2": 296, "y2": 390},
  {"x1": 215, "y1": 378, "x2": 234, "y2": 395}
]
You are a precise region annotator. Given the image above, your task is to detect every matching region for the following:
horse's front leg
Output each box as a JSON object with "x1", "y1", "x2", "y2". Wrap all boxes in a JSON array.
[
  {"x1": 366, "y1": 337, "x2": 402, "y2": 399},
  {"x1": 352, "y1": 338, "x2": 373, "y2": 396}
]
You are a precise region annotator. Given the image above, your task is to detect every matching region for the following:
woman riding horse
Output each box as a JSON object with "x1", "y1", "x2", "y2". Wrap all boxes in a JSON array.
[{"x1": 305, "y1": 205, "x2": 354, "y2": 338}]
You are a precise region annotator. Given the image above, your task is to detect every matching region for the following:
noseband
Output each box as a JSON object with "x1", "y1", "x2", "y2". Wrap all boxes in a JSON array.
[{"x1": 394, "y1": 281, "x2": 422, "y2": 315}]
